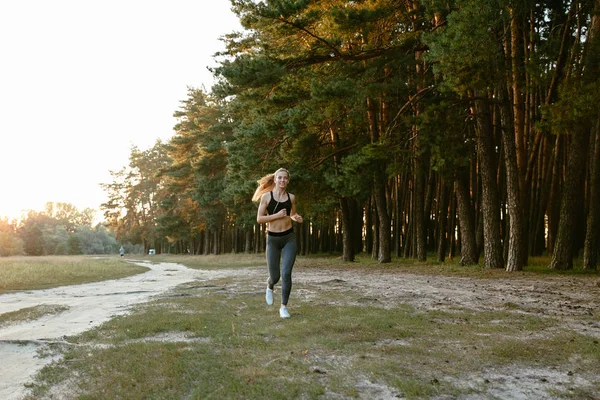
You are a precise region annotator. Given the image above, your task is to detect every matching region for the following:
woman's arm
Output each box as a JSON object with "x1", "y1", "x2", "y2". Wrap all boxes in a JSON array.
[{"x1": 290, "y1": 194, "x2": 303, "y2": 223}]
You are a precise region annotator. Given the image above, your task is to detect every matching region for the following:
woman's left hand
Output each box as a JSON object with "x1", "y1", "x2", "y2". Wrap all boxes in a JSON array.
[{"x1": 291, "y1": 214, "x2": 303, "y2": 223}]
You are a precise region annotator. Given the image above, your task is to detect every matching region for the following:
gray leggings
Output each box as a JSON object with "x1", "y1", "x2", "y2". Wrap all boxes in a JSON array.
[{"x1": 266, "y1": 230, "x2": 297, "y2": 305}]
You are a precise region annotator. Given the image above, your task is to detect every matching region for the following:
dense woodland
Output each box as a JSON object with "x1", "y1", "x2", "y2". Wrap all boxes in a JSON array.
[{"x1": 95, "y1": 0, "x2": 600, "y2": 271}]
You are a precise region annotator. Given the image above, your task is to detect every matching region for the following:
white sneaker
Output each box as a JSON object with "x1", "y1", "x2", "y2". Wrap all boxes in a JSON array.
[
  {"x1": 280, "y1": 306, "x2": 290, "y2": 318},
  {"x1": 265, "y1": 288, "x2": 273, "y2": 305}
]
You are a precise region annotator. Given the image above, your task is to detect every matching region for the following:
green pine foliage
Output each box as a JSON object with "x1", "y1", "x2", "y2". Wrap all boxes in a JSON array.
[{"x1": 97, "y1": 0, "x2": 600, "y2": 269}]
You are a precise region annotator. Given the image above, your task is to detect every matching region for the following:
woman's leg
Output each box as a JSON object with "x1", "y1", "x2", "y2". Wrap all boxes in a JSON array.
[
  {"x1": 266, "y1": 235, "x2": 282, "y2": 289},
  {"x1": 280, "y1": 234, "x2": 297, "y2": 306}
]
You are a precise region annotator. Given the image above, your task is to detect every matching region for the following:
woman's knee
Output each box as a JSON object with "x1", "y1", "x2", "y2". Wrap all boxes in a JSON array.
[
  {"x1": 281, "y1": 268, "x2": 292, "y2": 284},
  {"x1": 273, "y1": 274, "x2": 282, "y2": 284}
]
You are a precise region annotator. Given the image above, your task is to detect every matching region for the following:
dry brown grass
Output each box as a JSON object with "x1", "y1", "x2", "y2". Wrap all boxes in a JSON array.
[{"x1": 0, "y1": 255, "x2": 148, "y2": 294}]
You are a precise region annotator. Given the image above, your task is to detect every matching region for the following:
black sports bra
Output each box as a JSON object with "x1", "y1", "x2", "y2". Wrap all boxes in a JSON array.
[{"x1": 266, "y1": 191, "x2": 291, "y2": 215}]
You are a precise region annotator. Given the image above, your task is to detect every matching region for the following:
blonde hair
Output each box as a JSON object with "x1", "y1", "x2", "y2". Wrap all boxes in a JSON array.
[{"x1": 252, "y1": 168, "x2": 290, "y2": 202}]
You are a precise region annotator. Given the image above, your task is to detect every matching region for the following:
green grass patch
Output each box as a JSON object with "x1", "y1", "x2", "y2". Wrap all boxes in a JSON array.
[
  {"x1": 0, "y1": 304, "x2": 70, "y2": 328},
  {"x1": 293, "y1": 253, "x2": 600, "y2": 278},
  {"x1": 133, "y1": 253, "x2": 268, "y2": 270},
  {"x1": 0, "y1": 256, "x2": 149, "y2": 294},
  {"x1": 100, "y1": 252, "x2": 599, "y2": 278},
  {"x1": 25, "y1": 273, "x2": 600, "y2": 399}
]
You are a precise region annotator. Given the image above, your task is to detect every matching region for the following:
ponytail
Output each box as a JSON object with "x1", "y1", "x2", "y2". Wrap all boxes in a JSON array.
[
  {"x1": 252, "y1": 173, "x2": 275, "y2": 202},
  {"x1": 251, "y1": 168, "x2": 290, "y2": 202}
]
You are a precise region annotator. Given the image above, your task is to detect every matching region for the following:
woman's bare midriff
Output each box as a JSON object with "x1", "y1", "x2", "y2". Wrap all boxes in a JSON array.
[{"x1": 268, "y1": 218, "x2": 292, "y2": 233}]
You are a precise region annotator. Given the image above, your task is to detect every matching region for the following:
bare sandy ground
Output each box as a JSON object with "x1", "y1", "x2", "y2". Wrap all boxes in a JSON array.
[
  {"x1": 296, "y1": 266, "x2": 600, "y2": 399},
  {"x1": 1, "y1": 260, "x2": 600, "y2": 399},
  {"x1": 0, "y1": 259, "x2": 235, "y2": 400}
]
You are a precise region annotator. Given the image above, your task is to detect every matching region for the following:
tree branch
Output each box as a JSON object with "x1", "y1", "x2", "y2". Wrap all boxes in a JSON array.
[{"x1": 313, "y1": 144, "x2": 360, "y2": 168}]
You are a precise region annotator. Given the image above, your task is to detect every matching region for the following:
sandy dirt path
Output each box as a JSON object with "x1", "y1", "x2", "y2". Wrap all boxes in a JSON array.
[{"x1": 0, "y1": 260, "x2": 233, "y2": 400}]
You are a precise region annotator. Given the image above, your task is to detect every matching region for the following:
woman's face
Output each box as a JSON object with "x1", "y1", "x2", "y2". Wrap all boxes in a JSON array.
[{"x1": 275, "y1": 171, "x2": 289, "y2": 188}]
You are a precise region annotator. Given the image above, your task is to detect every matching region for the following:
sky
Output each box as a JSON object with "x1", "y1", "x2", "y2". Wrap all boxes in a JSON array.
[{"x1": 0, "y1": 0, "x2": 242, "y2": 222}]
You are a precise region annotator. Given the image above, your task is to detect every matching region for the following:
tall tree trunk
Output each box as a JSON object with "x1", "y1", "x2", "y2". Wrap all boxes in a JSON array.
[
  {"x1": 349, "y1": 198, "x2": 363, "y2": 255},
  {"x1": 212, "y1": 228, "x2": 219, "y2": 255},
  {"x1": 541, "y1": 5, "x2": 574, "y2": 255},
  {"x1": 197, "y1": 231, "x2": 204, "y2": 255},
  {"x1": 245, "y1": 229, "x2": 252, "y2": 254},
  {"x1": 509, "y1": 7, "x2": 527, "y2": 204},
  {"x1": 397, "y1": 172, "x2": 410, "y2": 256},
  {"x1": 374, "y1": 174, "x2": 392, "y2": 263},
  {"x1": 550, "y1": 0, "x2": 600, "y2": 269},
  {"x1": 424, "y1": 168, "x2": 435, "y2": 253},
  {"x1": 437, "y1": 178, "x2": 449, "y2": 262},
  {"x1": 329, "y1": 125, "x2": 355, "y2": 260},
  {"x1": 365, "y1": 197, "x2": 373, "y2": 255},
  {"x1": 473, "y1": 96, "x2": 504, "y2": 268},
  {"x1": 414, "y1": 132, "x2": 427, "y2": 262},
  {"x1": 372, "y1": 205, "x2": 379, "y2": 260},
  {"x1": 448, "y1": 191, "x2": 457, "y2": 259},
  {"x1": 454, "y1": 172, "x2": 478, "y2": 265},
  {"x1": 300, "y1": 222, "x2": 307, "y2": 256},
  {"x1": 531, "y1": 135, "x2": 553, "y2": 255},
  {"x1": 509, "y1": 7, "x2": 532, "y2": 264},
  {"x1": 203, "y1": 229, "x2": 210, "y2": 255},
  {"x1": 414, "y1": 42, "x2": 428, "y2": 262},
  {"x1": 583, "y1": 119, "x2": 600, "y2": 269},
  {"x1": 340, "y1": 197, "x2": 355, "y2": 262},
  {"x1": 499, "y1": 89, "x2": 526, "y2": 271},
  {"x1": 546, "y1": 135, "x2": 563, "y2": 254},
  {"x1": 367, "y1": 96, "x2": 392, "y2": 263},
  {"x1": 395, "y1": 176, "x2": 402, "y2": 257},
  {"x1": 403, "y1": 209, "x2": 412, "y2": 258},
  {"x1": 549, "y1": 131, "x2": 589, "y2": 269},
  {"x1": 582, "y1": 1, "x2": 600, "y2": 269}
]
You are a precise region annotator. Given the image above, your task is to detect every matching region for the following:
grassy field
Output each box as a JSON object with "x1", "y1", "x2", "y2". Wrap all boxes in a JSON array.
[
  {"x1": 10, "y1": 253, "x2": 599, "y2": 399},
  {"x1": 0, "y1": 255, "x2": 149, "y2": 294},
  {"x1": 142, "y1": 251, "x2": 595, "y2": 278}
]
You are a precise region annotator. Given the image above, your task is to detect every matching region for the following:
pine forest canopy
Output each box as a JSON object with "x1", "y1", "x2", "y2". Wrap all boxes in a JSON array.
[{"x1": 97, "y1": 0, "x2": 600, "y2": 271}]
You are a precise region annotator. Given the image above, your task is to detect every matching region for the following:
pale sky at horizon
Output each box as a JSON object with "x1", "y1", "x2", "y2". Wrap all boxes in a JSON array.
[{"x1": 0, "y1": 1, "x2": 241, "y2": 222}]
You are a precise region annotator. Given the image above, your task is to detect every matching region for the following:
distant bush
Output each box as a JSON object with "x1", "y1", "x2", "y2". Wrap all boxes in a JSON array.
[{"x1": 0, "y1": 231, "x2": 24, "y2": 257}]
